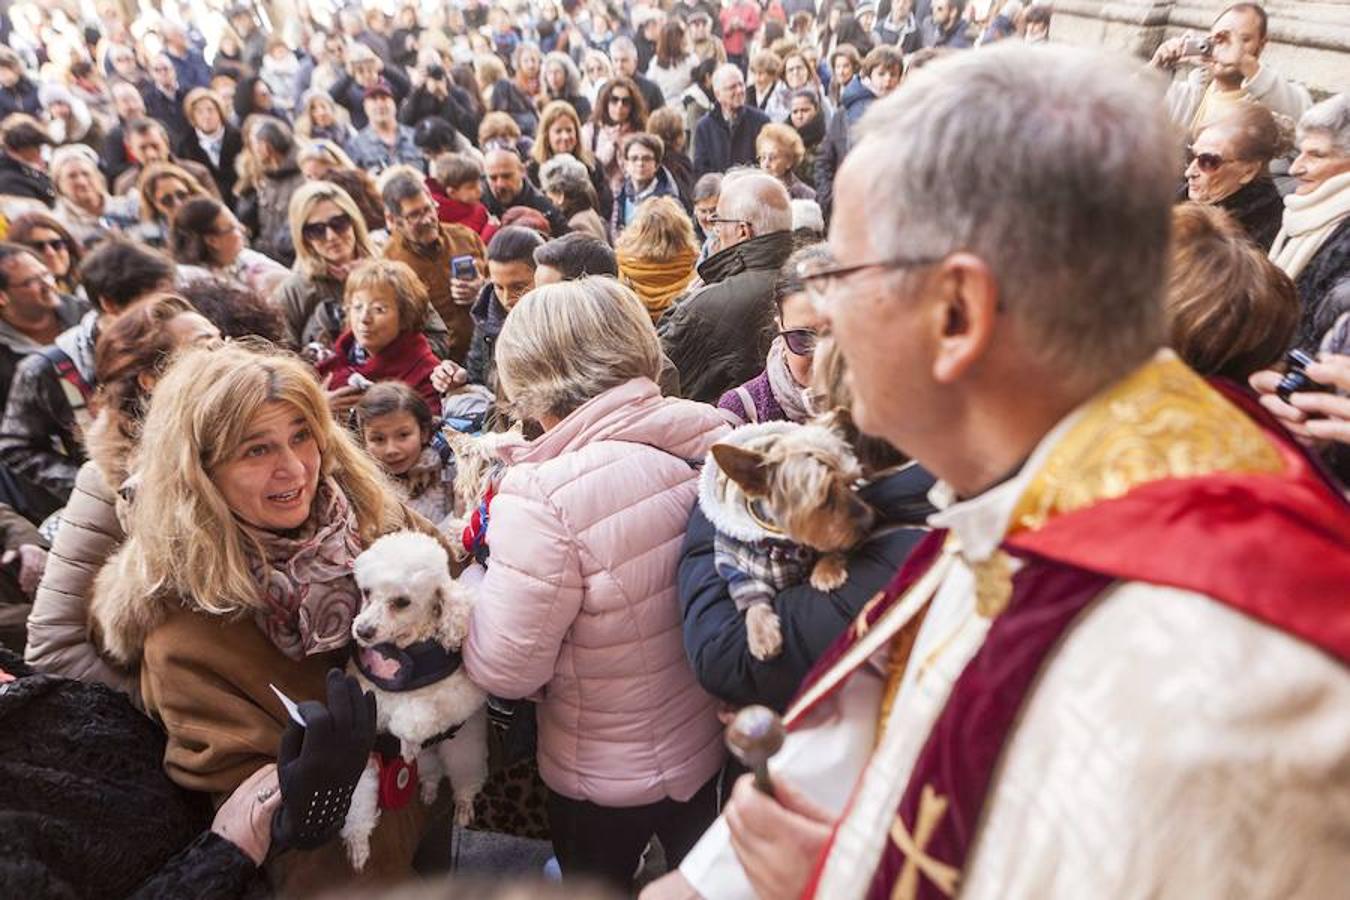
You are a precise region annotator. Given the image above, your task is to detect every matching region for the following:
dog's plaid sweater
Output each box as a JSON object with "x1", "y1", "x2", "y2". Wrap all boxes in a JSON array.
[{"x1": 714, "y1": 532, "x2": 817, "y2": 611}]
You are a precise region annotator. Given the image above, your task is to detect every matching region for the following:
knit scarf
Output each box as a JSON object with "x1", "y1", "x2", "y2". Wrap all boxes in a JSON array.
[
  {"x1": 1270, "y1": 171, "x2": 1350, "y2": 281},
  {"x1": 765, "y1": 335, "x2": 815, "y2": 424},
  {"x1": 618, "y1": 245, "x2": 699, "y2": 320},
  {"x1": 247, "y1": 478, "x2": 364, "y2": 660}
]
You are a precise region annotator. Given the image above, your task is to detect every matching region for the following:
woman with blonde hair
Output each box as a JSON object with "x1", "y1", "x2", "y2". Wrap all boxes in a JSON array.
[
  {"x1": 463, "y1": 277, "x2": 729, "y2": 888},
  {"x1": 26, "y1": 294, "x2": 219, "y2": 695},
  {"x1": 756, "y1": 122, "x2": 816, "y2": 200},
  {"x1": 275, "y1": 180, "x2": 378, "y2": 350},
  {"x1": 579, "y1": 49, "x2": 613, "y2": 109},
  {"x1": 50, "y1": 145, "x2": 137, "y2": 245},
  {"x1": 529, "y1": 100, "x2": 611, "y2": 213},
  {"x1": 90, "y1": 342, "x2": 441, "y2": 894},
  {"x1": 616, "y1": 196, "x2": 699, "y2": 320},
  {"x1": 294, "y1": 90, "x2": 356, "y2": 147}
]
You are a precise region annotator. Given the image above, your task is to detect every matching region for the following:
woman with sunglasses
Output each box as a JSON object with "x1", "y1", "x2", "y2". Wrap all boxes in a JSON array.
[
  {"x1": 134, "y1": 162, "x2": 212, "y2": 249},
  {"x1": 276, "y1": 181, "x2": 381, "y2": 353},
  {"x1": 170, "y1": 198, "x2": 288, "y2": 297},
  {"x1": 7, "y1": 212, "x2": 83, "y2": 296},
  {"x1": 717, "y1": 244, "x2": 830, "y2": 425},
  {"x1": 582, "y1": 76, "x2": 650, "y2": 199},
  {"x1": 1182, "y1": 101, "x2": 1285, "y2": 250}
]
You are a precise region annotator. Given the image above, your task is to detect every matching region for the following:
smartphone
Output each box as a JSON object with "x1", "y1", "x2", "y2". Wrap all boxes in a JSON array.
[{"x1": 451, "y1": 255, "x2": 477, "y2": 281}]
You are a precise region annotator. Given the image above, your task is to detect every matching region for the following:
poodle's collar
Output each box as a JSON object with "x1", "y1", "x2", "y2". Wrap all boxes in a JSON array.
[{"x1": 354, "y1": 639, "x2": 462, "y2": 693}]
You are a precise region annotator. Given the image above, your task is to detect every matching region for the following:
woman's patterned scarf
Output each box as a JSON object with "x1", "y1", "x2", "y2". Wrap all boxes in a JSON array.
[{"x1": 247, "y1": 478, "x2": 364, "y2": 660}]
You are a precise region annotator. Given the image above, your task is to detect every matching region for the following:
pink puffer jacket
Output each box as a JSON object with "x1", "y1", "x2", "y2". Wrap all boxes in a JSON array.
[{"x1": 464, "y1": 378, "x2": 731, "y2": 806}]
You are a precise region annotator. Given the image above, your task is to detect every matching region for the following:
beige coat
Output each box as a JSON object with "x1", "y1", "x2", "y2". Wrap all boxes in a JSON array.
[{"x1": 25, "y1": 461, "x2": 135, "y2": 695}]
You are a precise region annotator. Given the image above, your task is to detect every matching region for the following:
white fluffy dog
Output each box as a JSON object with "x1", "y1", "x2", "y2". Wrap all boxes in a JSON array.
[{"x1": 341, "y1": 531, "x2": 488, "y2": 870}]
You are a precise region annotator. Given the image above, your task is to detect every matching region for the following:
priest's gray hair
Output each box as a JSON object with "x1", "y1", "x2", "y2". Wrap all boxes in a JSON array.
[
  {"x1": 1297, "y1": 93, "x2": 1350, "y2": 155},
  {"x1": 853, "y1": 43, "x2": 1179, "y2": 388}
]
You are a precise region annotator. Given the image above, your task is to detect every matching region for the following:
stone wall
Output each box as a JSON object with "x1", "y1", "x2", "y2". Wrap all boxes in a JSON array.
[{"x1": 1050, "y1": 0, "x2": 1350, "y2": 97}]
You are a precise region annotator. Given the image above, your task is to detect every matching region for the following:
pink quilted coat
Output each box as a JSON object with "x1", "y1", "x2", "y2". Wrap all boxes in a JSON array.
[{"x1": 464, "y1": 378, "x2": 731, "y2": 806}]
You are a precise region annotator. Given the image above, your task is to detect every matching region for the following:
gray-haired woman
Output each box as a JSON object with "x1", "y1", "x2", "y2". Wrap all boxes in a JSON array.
[
  {"x1": 1269, "y1": 93, "x2": 1350, "y2": 350},
  {"x1": 539, "y1": 153, "x2": 609, "y2": 242}
]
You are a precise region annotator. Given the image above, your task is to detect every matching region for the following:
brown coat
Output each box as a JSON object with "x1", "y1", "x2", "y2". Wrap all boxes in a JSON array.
[
  {"x1": 383, "y1": 223, "x2": 486, "y2": 365},
  {"x1": 92, "y1": 500, "x2": 453, "y2": 896}
]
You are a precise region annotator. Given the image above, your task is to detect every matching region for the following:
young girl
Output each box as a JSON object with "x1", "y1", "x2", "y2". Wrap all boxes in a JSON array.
[{"x1": 356, "y1": 382, "x2": 456, "y2": 531}]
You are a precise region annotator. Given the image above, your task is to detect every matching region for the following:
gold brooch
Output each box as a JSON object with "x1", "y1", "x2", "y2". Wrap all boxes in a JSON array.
[{"x1": 970, "y1": 551, "x2": 1014, "y2": 619}]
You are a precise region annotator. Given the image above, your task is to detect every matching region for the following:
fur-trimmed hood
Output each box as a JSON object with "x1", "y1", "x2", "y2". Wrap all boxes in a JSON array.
[{"x1": 697, "y1": 420, "x2": 800, "y2": 543}]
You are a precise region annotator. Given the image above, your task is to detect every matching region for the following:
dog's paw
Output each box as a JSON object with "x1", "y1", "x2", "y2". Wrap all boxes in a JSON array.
[
  {"x1": 746, "y1": 604, "x2": 783, "y2": 661},
  {"x1": 810, "y1": 555, "x2": 849, "y2": 591},
  {"x1": 453, "y1": 794, "x2": 477, "y2": 827}
]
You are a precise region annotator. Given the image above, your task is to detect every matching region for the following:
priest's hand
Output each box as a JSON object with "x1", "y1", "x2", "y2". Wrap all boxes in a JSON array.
[
  {"x1": 1290, "y1": 355, "x2": 1350, "y2": 445},
  {"x1": 726, "y1": 773, "x2": 834, "y2": 900}
]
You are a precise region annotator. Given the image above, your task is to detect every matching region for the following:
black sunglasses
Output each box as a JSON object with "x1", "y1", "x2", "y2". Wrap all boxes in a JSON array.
[
  {"x1": 609, "y1": 94, "x2": 633, "y2": 106},
  {"x1": 302, "y1": 212, "x2": 354, "y2": 242},
  {"x1": 1188, "y1": 148, "x2": 1226, "y2": 174},
  {"x1": 779, "y1": 328, "x2": 818, "y2": 357},
  {"x1": 157, "y1": 189, "x2": 190, "y2": 207},
  {"x1": 25, "y1": 238, "x2": 68, "y2": 253}
]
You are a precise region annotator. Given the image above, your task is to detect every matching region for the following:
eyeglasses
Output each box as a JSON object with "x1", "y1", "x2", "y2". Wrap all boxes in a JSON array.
[
  {"x1": 398, "y1": 203, "x2": 437, "y2": 223},
  {"x1": 25, "y1": 238, "x2": 67, "y2": 253},
  {"x1": 301, "y1": 212, "x2": 354, "y2": 241},
  {"x1": 796, "y1": 253, "x2": 947, "y2": 305},
  {"x1": 1189, "y1": 149, "x2": 1226, "y2": 173},
  {"x1": 350, "y1": 300, "x2": 394, "y2": 318},
  {"x1": 626, "y1": 153, "x2": 656, "y2": 165},
  {"x1": 609, "y1": 94, "x2": 632, "y2": 106},
  {"x1": 778, "y1": 328, "x2": 818, "y2": 357},
  {"x1": 707, "y1": 214, "x2": 750, "y2": 229}
]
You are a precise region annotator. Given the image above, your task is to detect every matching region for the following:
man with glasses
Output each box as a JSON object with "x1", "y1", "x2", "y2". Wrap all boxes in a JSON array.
[
  {"x1": 0, "y1": 244, "x2": 83, "y2": 414},
  {"x1": 656, "y1": 44, "x2": 1350, "y2": 900},
  {"x1": 112, "y1": 118, "x2": 218, "y2": 201},
  {"x1": 612, "y1": 132, "x2": 681, "y2": 235},
  {"x1": 658, "y1": 169, "x2": 794, "y2": 403},
  {"x1": 481, "y1": 147, "x2": 569, "y2": 238},
  {"x1": 693, "y1": 64, "x2": 769, "y2": 178},
  {"x1": 381, "y1": 169, "x2": 486, "y2": 364}
]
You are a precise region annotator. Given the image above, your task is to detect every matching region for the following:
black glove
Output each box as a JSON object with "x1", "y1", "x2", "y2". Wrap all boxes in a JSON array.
[{"x1": 271, "y1": 669, "x2": 377, "y2": 852}]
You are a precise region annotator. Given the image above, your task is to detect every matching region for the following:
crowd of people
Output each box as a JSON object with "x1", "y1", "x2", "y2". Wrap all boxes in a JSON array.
[{"x1": 0, "y1": 0, "x2": 1347, "y2": 898}]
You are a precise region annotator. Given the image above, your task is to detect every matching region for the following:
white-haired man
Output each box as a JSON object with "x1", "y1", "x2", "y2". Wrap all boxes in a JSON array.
[
  {"x1": 693, "y1": 65, "x2": 769, "y2": 178},
  {"x1": 647, "y1": 43, "x2": 1350, "y2": 900},
  {"x1": 658, "y1": 169, "x2": 793, "y2": 403}
]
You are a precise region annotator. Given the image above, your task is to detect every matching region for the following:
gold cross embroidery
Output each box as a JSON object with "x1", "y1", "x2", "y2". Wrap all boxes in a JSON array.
[{"x1": 889, "y1": 784, "x2": 960, "y2": 900}]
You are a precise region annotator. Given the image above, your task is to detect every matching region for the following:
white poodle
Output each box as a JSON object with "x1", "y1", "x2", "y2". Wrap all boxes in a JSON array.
[{"x1": 341, "y1": 531, "x2": 488, "y2": 871}]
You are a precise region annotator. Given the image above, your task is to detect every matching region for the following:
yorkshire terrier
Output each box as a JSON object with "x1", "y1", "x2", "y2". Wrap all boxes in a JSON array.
[{"x1": 698, "y1": 415, "x2": 875, "y2": 660}]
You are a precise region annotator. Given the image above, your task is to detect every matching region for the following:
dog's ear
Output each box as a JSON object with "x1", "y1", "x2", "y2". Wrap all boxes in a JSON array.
[
  {"x1": 821, "y1": 406, "x2": 860, "y2": 448},
  {"x1": 712, "y1": 443, "x2": 772, "y2": 496}
]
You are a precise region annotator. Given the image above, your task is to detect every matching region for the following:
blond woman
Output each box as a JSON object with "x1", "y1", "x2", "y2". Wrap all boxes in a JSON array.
[
  {"x1": 616, "y1": 196, "x2": 699, "y2": 321},
  {"x1": 90, "y1": 343, "x2": 446, "y2": 894}
]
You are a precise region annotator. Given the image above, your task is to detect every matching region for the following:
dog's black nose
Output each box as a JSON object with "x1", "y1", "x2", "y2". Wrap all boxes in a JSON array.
[{"x1": 355, "y1": 623, "x2": 377, "y2": 642}]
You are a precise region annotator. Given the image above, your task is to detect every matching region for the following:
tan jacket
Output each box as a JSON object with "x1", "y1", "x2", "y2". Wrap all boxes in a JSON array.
[
  {"x1": 25, "y1": 461, "x2": 135, "y2": 695},
  {"x1": 92, "y1": 499, "x2": 452, "y2": 896},
  {"x1": 383, "y1": 223, "x2": 486, "y2": 364}
]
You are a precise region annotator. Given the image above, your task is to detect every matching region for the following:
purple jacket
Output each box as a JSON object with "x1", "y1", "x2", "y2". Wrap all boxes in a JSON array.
[{"x1": 717, "y1": 370, "x2": 785, "y2": 425}]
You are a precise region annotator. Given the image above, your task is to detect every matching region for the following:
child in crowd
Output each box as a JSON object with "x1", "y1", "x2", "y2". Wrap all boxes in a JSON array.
[
  {"x1": 429, "y1": 153, "x2": 499, "y2": 244},
  {"x1": 356, "y1": 382, "x2": 457, "y2": 531}
]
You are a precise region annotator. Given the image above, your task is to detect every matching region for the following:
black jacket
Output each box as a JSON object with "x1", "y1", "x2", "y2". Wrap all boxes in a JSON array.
[
  {"x1": 141, "y1": 84, "x2": 192, "y2": 146},
  {"x1": 100, "y1": 122, "x2": 134, "y2": 186},
  {"x1": 659, "y1": 230, "x2": 794, "y2": 403},
  {"x1": 0, "y1": 153, "x2": 55, "y2": 206},
  {"x1": 0, "y1": 649, "x2": 260, "y2": 898},
  {"x1": 815, "y1": 77, "x2": 876, "y2": 221},
  {"x1": 466, "y1": 282, "x2": 508, "y2": 389},
  {"x1": 692, "y1": 104, "x2": 770, "y2": 178},
  {"x1": 1218, "y1": 176, "x2": 1285, "y2": 251},
  {"x1": 1292, "y1": 217, "x2": 1350, "y2": 352},
  {"x1": 398, "y1": 85, "x2": 479, "y2": 142},
  {"x1": 679, "y1": 464, "x2": 936, "y2": 711},
  {"x1": 0, "y1": 77, "x2": 41, "y2": 120},
  {"x1": 175, "y1": 125, "x2": 244, "y2": 207},
  {"x1": 482, "y1": 176, "x2": 569, "y2": 237},
  {"x1": 489, "y1": 79, "x2": 539, "y2": 137},
  {"x1": 329, "y1": 68, "x2": 412, "y2": 129},
  {"x1": 633, "y1": 72, "x2": 666, "y2": 114}
]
